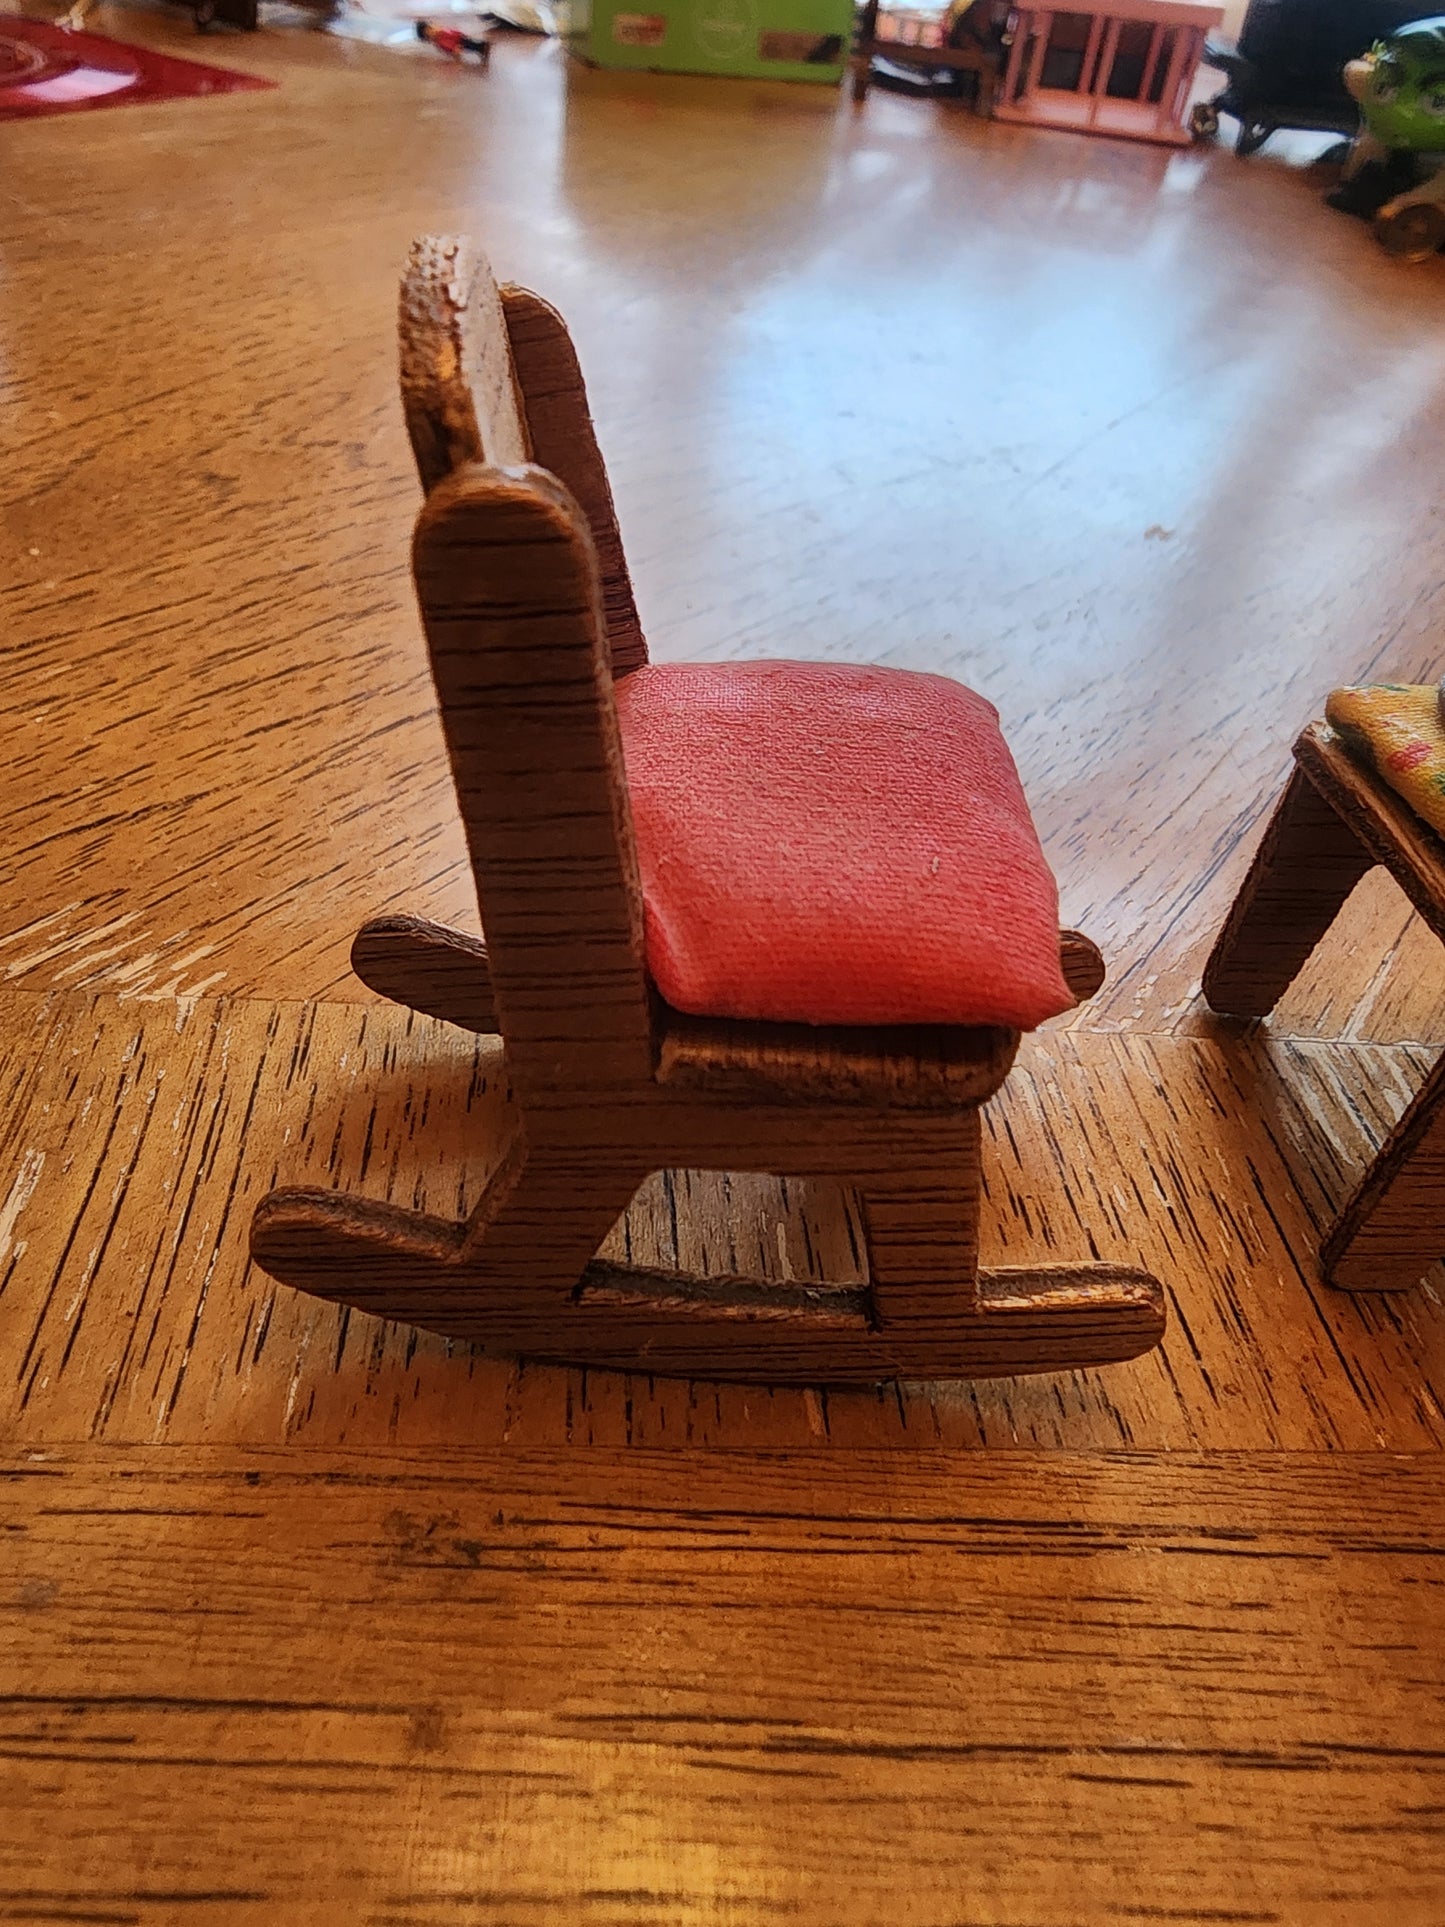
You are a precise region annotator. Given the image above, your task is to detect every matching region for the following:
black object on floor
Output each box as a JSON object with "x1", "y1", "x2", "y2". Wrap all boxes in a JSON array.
[
  {"x1": 1196, "y1": 0, "x2": 1425, "y2": 155},
  {"x1": 1324, "y1": 151, "x2": 1423, "y2": 216}
]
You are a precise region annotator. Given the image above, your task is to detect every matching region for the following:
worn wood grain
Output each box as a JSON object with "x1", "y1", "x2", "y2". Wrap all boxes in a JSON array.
[
  {"x1": 3, "y1": 1443, "x2": 1443, "y2": 1926},
  {"x1": 1297, "y1": 722, "x2": 1445, "y2": 936},
  {"x1": 395, "y1": 237, "x2": 647, "y2": 675},
  {"x1": 349, "y1": 912, "x2": 499, "y2": 1033},
  {"x1": 0, "y1": 986, "x2": 1441, "y2": 1448},
  {"x1": 654, "y1": 1006, "x2": 1019, "y2": 1106},
  {"x1": 397, "y1": 235, "x2": 531, "y2": 494},
  {"x1": 502, "y1": 283, "x2": 649, "y2": 678}
]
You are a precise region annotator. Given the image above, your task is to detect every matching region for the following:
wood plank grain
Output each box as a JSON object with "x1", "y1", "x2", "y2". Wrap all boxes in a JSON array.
[
  {"x1": 0, "y1": 987, "x2": 1441, "y2": 1449},
  {"x1": 2, "y1": 1444, "x2": 1442, "y2": 1925}
]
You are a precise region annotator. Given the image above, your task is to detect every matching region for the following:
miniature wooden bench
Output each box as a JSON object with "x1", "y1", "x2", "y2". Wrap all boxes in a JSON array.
[
  {"x1": 249, "y1": 236, "x2": 1165, "y2": 1384},
  {"x1": 1206, "y1": 719, "x2": 1445, "y2": 1294}
]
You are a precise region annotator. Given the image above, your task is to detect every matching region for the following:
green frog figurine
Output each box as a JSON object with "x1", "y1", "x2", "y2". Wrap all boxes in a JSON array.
[{"x1": 1326, "y1": 14, "x2": 1445, "y2": 259}]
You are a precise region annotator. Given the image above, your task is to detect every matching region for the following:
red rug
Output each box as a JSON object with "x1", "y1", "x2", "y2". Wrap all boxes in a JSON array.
[{"x1": 0, "y1": 13, "x2": 274, "y2": 117}]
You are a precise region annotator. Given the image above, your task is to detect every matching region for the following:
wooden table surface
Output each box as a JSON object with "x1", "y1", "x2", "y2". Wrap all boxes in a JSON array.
[
  {"x1": 2, "y1": 5, "x2": 1444, "y2": 1919},
  {"x1": 9, "y1": 1444, "x2": 1445, "y2": 1925}
]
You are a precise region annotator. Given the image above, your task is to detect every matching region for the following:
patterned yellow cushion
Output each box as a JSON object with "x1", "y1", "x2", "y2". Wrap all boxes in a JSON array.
[{"x1": 1326, "y1": 682, "x2": 1445, "y2": 839}]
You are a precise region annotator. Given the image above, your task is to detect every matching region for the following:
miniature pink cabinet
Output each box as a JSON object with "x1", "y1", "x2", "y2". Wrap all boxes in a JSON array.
[{"x1": 994, "y1": 0, "x2": 1222, "y2": 145}]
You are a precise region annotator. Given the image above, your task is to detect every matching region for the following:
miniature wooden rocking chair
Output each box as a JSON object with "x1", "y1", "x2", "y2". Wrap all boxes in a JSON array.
[
  {"x1": 1205, "y1": 710, "x2": 1445, "y2": 1294},
  {"x1": 249, "y1": 237, "x2": 1165, "y2": 1383}
]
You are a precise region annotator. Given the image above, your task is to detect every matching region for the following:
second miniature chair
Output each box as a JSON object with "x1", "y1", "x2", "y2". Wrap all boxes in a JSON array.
[
  {"x1": 1204, "y1": 691, "x2": 1445, "y2": 1293},
  {"x1": 248, "y1": 237, "x2": 1165, "y2": 1383}
]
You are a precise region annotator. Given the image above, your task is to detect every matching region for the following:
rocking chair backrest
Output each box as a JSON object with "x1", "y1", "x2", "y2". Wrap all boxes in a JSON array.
[
  {"x1": 399, "y1": 236, "x2": 648, "y2": 677},
  {"x1": 412, "y1": 463, "x2": 655, "y2": 1101},
  {"x1": 399, "y1": 235, "x2": 528, "y2": 487}
]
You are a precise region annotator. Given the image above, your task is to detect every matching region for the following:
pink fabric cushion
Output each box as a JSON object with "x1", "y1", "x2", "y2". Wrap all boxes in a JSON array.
[{"x1": 614, "y1": 660, "x2": 1073, "y2": 1030}]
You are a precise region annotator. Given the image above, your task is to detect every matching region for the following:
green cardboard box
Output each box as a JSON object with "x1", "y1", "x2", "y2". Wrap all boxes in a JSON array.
[{"x1": 563, "y1": 0, "x2": 852, "y2": 82}]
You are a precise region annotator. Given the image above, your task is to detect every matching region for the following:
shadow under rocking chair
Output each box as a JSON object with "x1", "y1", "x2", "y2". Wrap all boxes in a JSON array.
[{"x1": 249, "y1": 236, "x2": 1165, "y2": 1384}]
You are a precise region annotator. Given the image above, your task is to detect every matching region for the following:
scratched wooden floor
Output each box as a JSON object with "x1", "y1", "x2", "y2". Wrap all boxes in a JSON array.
[{"x1": 2, "y1": 4, "x2": 1445, "y2": 1920}]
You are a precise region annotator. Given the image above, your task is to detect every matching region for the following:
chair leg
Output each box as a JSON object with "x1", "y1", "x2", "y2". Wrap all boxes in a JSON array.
[
  {"x1": 1323, "y1": 1050, "x2": 1445, "y2": 1292},
  {"x1": 858, "y1": 1113, "x2": 1164, "y2": 1375},
  {"x1": 859, "y1": 1111, "x2": 982, "y2": 1330},
  {"x1": 1203, "y1": 763, "x2": 1375, "y2": 1019}
]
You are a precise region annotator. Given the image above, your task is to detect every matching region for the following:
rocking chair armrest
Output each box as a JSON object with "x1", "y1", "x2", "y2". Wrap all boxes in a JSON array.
[
  {"x1": 1059, "y1": 929, "x2": 1106, "y2": 1004},
  {"x1": 352, "y1": 917, "x2": 1105, "y2": 1031},
  {"x1": 351, "y1": 915, "x2": 499, "y2": 1032}
]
